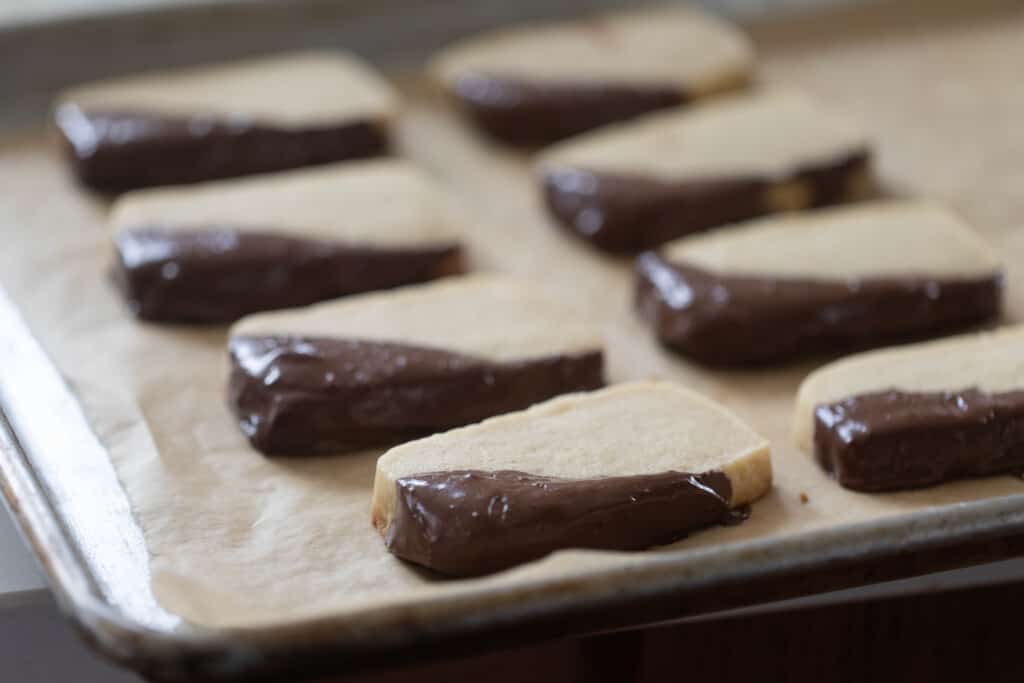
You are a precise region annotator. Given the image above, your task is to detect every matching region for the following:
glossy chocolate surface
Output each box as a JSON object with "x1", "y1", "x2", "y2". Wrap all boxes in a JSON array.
[
  {"x1": 55, "y1": 105, "x2": 389, "y2": 193},
  {"x1": 229, "y1": 336, "x2": 604, "y2": 455},
  {"x1": 113, "y1": 227, "x2": 463, "y2": 324},
  {"x1": 385, "y1": 469, "x2": 733, "y2": 576},
  {"x1": 635, "y1": 253, "x2": 1002, "y2": 366},
  {"x1": 814, "y1": 388, "x2": 1024, "y2": 491},
  {"x1": 449, "y1": 73, "x2": 686, "y2": 147},
  {"x1": 543, "y1": 152, "x2": 869, "y2": 253}
]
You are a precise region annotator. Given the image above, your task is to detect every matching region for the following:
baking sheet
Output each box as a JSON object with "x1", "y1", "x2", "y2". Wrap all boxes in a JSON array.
[{"x1": 2, "y1": 0, "x2": 1024, "y2": 655}]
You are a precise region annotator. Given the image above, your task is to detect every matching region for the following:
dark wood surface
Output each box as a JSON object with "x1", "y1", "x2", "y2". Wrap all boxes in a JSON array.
[{"x1": 343, "y1": 578, "x2": 1024, "y2": 682}]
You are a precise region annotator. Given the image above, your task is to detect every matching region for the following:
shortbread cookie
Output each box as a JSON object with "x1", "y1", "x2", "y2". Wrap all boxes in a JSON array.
[
  {"x1": 636, "y1": 201, "x2": 1002, "y2": 365},
  {"x1": 538, "y1": 90, "x2": 871, "y2": 252},
  {"x1": 794, "y1": 326, "x2": 1024, "y2": 491},
  {"x1": 372, "y1": 381, "x2": 771, "y2": 576},
  {"x1": 228, "y1": 275, "x2": 604, "y2": 455},
  {"x1": 431, "y1": 7, "x2": 753, "y2": 146},
  {"x1": 110, "y1": 160, "x2": 464, "y2": 323},
  {"x1": 56, "y1": 52, "x2": 397, "y2": 192}
]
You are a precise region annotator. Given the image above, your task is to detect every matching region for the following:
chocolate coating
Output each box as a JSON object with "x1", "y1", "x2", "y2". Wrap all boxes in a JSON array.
[
  {"x1": 229, "y1": 336, "x2": 604, "y2": 455},
  {"x1": 113, "y1": 228, "x2": 463, "y2": 324},
  {"x1": 635, "y1": 253, "x2": 1002, "y2": 366},
  {"x1": 814, "y1": 388, "x2": 1024, "y2": 492},
  {"x1": 55, "y1": 105, "x2": 389, "y2": 193},
  {"x1": 542, "y1": 151, "x2": 870, "y2": 253},
  {"x1": 385, "y1": 469, "x2": 733, "y2": 576},
  {"x1": 449, "y1": 73, "x2": 686, "y2": 147}
]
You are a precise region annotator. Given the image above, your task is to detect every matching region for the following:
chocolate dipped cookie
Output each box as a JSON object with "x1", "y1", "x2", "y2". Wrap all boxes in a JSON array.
[
  {"x1": 56, "y1": 52, "x2": 397, "y2": 192},
  {"x1": 538, "y1": 90, "x2": 872, "y2": 252},
  {"x1": 228, "y1": 275, "x2": 604, "y2": 455},
  {"x1": 636, "y1": 201, "x2": 1002, "y2": 365},
  {"x1": 372, "y1": 381, "x2": 771, "y2": 576},
  {"x1": 110, "y1": 160, "x2": 465, "y2": 323},
  {"x1": 431, "y1": 7, "x2": 753, "y2": 146},
  {"x1": 794, "y1": 326, "x2": 1024, "y2": 492}
]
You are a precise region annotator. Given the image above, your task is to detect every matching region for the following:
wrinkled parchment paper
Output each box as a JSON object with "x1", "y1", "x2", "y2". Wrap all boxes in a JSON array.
[{"x1": 1, "y1": 1, "x2": 1024, "y2": 628}]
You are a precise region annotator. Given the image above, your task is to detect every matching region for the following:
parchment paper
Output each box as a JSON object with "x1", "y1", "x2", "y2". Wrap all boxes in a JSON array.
[{"x1": 2, "y1": 1, "x2": 1024, "y2": 629}]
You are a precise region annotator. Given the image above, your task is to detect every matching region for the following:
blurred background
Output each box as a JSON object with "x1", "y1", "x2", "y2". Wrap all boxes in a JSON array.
[{"x1": 2, "y1": 0, "x2": 863, "y2": 128}]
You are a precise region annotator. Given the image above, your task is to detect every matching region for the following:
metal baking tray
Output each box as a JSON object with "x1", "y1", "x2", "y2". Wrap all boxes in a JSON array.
[{"x1": 3, "y1": 0, "x2": 1024, "y2": 680}]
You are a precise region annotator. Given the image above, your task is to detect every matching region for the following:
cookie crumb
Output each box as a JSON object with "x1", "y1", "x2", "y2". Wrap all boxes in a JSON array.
[{"x1": 799, "y1": 492, "x2": 809, "y2": 504}]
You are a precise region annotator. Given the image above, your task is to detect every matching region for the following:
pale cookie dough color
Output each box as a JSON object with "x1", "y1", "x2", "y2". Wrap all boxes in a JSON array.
[
  {"x1": 660, "y1": 201, "x2": 1000, "y2": 280},
  {"x1": 228, "y1": 274, "x2": 604, "y2": 455},
  {"x1": 372, "y1": 381, "x2": 772, "y2": 575},
  {"x1": 794, "y1": 325, "x2": 1024, "y2": 491},
  {"x1": 55, "y1": 51, "x2": 398, "y2": 192},
  {"x1": 636, "y1": 200, "x2": 1003, "y2": 365},
  {"x1": 538, "y1": 90, "x2": 872, "y2": 252},
  {"x1": 109, "y1": 161, "x2": 465, "y2": 323},
  {"x1": 431, "y1": 7, "x2": 753, "y2": 145}
]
